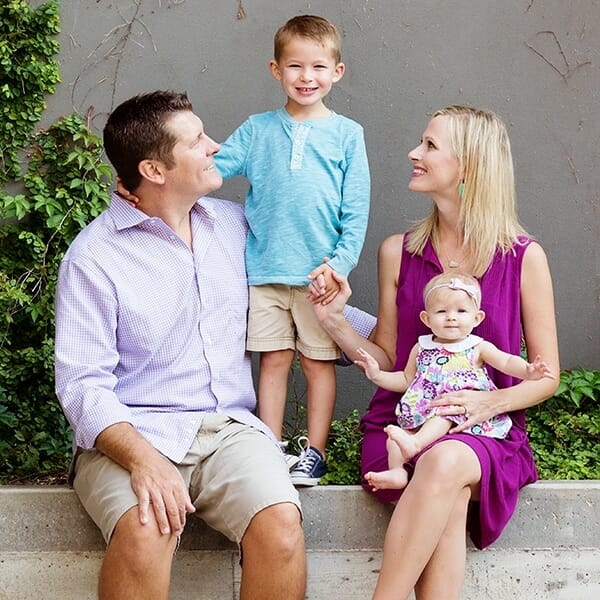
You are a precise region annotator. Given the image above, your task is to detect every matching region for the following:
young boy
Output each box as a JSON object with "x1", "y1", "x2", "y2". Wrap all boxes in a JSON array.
[{"x1": 215, "y1": 15, "x2": 370, "y2": 485}]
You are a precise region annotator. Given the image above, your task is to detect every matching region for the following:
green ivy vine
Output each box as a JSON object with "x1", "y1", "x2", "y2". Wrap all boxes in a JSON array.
[
  {"x1": 0, "y1": 0, "x2": 112, "y2": 480},
  {"x1": 0, "y1": 0, "x2": 61, "y2": 184}
]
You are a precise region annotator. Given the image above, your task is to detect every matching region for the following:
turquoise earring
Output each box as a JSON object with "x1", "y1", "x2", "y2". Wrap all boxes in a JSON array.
[{"x1": 458, "y1": 182, "x2": 465, "y2": 197}]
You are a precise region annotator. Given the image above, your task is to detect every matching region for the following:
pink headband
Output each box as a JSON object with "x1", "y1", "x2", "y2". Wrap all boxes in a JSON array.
[{"x1": 424, "y1": 278, "x2": 480, "y2": 308}]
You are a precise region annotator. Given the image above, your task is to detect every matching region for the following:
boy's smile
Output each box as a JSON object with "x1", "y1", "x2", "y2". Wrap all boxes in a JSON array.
[{"x1": 269, "y1": 36, "x2": 345, "y2": 119}]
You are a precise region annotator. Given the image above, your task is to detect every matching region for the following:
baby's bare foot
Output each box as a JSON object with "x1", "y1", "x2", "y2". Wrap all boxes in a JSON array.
[
  {"x1": 384, "y1": 425, "x2": 420, "y2": 461},
  {"x1": 364, "y1": 468, "x2": 408, "y2": 491}
]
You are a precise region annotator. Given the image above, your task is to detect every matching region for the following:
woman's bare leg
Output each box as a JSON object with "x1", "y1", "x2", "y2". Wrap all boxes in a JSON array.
[
  {"x1": 371, "y1": 441, "x2": 481, "y2": 600},
  {"x1": 414, "y1": 486, "x2": 471, "y2": 600}
]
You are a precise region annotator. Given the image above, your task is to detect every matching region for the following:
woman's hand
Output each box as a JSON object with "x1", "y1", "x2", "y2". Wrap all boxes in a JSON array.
[
  {"x1": 310, "y1": 269, "x2": 352, "y2": 320},
  {"x1": 428, "y1": 388, "x2": 502, "y2": 433}
]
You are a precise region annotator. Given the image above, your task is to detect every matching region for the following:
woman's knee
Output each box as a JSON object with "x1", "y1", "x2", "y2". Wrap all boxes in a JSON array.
[{"x1": 414, "y1": 442, "x2": 480, "y2": 493}]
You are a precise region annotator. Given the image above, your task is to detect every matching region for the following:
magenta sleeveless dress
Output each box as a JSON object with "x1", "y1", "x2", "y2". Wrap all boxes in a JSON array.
[{"x1": 359, "y1": 235, "x2": 538, "y2": 549}]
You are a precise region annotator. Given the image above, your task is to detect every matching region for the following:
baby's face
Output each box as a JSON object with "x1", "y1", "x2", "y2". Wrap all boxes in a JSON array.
[{"x1": 424, "y1": 287, "x2": 482, "y2": 343}]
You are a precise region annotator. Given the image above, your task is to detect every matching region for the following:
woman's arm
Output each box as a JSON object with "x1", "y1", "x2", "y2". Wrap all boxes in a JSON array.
[
  {"x1": 430, "y1": 242, "x2": 560, "y2": 427},
  {"x1": 313, "y1": 233, "x2": 404, "y2": 371}
]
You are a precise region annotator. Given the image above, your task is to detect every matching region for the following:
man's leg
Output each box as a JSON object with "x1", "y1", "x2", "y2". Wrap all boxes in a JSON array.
[
  {"x1": 239, "y1": 502, "x2": 306, "y2": 600},
  {"x1": 99, "y1": 507, "x2": 177, "y2": 600}
]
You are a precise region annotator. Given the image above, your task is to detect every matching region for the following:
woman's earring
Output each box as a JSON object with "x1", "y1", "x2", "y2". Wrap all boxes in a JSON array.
[{"x1": 458, "y1": 182, "x2": 465, "y2": 197}]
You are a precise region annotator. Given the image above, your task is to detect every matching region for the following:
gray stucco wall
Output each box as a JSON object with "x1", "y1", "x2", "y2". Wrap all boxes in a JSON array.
[{"x1": 37, "y1": 0, "x2": 599, "y2": 413}]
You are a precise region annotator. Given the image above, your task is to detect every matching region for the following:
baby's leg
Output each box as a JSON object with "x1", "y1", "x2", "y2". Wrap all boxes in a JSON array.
[
  {"x1": 364, "y1": 436, "x2": 409, "y2": 491},
  {"x1": 385, "y1": 417, "x2": 451, "y2": 461}
]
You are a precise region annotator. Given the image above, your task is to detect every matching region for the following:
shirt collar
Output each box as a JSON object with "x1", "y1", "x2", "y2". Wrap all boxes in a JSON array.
[{"x1": 109, "y1": 192, "x2": 218, "y2": 231}]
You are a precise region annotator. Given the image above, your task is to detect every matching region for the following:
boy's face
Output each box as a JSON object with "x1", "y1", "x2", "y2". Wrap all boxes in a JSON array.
[{"x1": 269, "y1": 36, "x2": 344, "y2": 115}]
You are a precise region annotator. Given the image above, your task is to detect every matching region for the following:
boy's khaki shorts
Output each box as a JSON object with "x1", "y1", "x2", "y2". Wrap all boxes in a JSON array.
[
  {"x1": 73, "y1": 413, "x2": 301, "y2": 544},
  {"x1": 247, "y1": 284, "x2": 340, "y2": 360}
]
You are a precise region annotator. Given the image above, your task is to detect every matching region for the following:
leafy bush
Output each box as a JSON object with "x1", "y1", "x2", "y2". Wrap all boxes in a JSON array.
[
  {"x1": 527, "y1": 368, "x2": 600, "y2": 479},
  {"x1": 0, "y1": 1, "x2": 112, "y2": 481},
  {"x1": 0, "y1": 0, "x2": 60, "y2": 184},
  {"x1": 0, "y1": 115, "x2": 112, "y2": 481}
]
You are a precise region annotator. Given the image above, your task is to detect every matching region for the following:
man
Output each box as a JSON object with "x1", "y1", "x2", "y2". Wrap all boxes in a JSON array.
[{"x1": 54, "y1": 91, "x2": 306, "y2": 599}]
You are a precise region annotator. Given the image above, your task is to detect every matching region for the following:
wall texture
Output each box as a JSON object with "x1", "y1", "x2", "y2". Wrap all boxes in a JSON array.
[{"x1": 39, "y1": 0, "x2": 599, "y2": 412}]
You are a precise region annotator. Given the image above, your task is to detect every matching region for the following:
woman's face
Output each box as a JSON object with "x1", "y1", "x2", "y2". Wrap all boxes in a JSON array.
[{"x1": 408, "y1": 115, "x2": 462, "y2": 198}]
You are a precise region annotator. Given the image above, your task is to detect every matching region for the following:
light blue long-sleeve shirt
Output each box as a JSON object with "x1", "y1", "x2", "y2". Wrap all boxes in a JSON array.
[{"x1": 215, "y1": 108, "x2": 370, "y2": 285}]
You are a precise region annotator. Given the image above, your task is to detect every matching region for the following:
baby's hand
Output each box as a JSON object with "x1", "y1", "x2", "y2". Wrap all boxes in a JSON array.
[
  {"x1": 526, "y1": 355, "x2": 555, "y2": 380},
  {"x1": 354, "y1": 347, "x2": 381, "y2": 381}
]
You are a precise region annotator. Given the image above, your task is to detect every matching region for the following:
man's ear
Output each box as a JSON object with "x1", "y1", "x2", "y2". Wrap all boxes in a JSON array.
[
  {"x1": 269, "y1": 60, "x2": 281, "y2": 81},
  {"x1": 419, "y1": 310, "x2": 430, "y2": 327},
  {"x1": 138, "y1": 159, "x2": 165, "y2": 184},
  {"x1": 475, "y1": 309, "x2": 486, "y2": 325},
  {"x1": 332, "y1": 62, "x2": 345, "y2": 83}
]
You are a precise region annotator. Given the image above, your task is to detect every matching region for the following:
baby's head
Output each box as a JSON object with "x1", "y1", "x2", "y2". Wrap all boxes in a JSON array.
[
  {"x1": 420, "y1": 272, "x2": 485, "y2": 343},
  {"x1": 273, "y1": 15, "x2": 342, "y2": 63}
]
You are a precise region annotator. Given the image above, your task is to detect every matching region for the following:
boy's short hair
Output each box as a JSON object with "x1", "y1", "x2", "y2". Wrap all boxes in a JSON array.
[
  {"x1": 274, "y1": 15, "x2": 341, "y2": 63},
  {"x1": 103, "y1": 90, "x2": 193, "y2": 192}
]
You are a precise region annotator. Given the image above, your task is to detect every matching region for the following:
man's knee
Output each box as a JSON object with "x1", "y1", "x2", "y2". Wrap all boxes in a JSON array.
[
  {"x1": 242, "y1": 502, "x2": 304, "y2": 557},
  {"x1": 108, "y1": 506, "x2": 178, "y2": 567}
]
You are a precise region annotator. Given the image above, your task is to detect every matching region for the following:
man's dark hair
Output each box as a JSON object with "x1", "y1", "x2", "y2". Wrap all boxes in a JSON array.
[{"x1": 103, "y1": 90, "x2": 193, "y2": 192}]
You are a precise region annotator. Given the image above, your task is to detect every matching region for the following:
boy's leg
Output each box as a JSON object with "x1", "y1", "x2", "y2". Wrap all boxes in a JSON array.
[
  {"x1": 257, "y1": 349, "x2": 295, "y2": 440},
  {"x1": 299, "y1": 355, "x2": 336, "y2": 455}
]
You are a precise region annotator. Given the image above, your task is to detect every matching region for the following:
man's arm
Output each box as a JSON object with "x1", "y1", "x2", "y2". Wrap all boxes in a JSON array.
[{"x1": 95, "y1": 422, "x2": 195, "y2": 536}]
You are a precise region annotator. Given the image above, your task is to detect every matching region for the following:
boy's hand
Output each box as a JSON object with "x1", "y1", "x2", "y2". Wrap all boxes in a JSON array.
[
  {"x1": 116, "y1": 177, "x2": 140, "y2": 207},
  {"x1": 307, "y1": 261, "x2": 340, "y2": 304},
  {"x1": 526, "y1": 354, "x2": 556, "y2": 380}
]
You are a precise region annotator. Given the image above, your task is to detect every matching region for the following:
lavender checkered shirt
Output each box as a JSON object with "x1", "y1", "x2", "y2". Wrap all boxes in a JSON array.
[{"x1": 55, "y1": 193, "x2": 273, "y2": 463}]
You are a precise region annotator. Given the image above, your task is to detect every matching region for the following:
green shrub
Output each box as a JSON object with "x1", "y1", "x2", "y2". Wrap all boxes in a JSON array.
[
  {"x1": 0, "y1": 115, "x2": 112, "y2": 481},
  {"x1": 0, "y1": 1, "x2": 112, "y2": 481},
  {"x1": 527, "y1": 368, "x2": 600, "y2": 479}
]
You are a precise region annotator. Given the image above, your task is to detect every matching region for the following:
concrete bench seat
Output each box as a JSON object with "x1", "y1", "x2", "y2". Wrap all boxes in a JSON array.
[{"x1": 1, "y1": 481, "x2": 599, "y2": 599}]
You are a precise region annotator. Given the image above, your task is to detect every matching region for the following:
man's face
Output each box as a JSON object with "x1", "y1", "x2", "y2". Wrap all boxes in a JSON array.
[{"x1": 163, "y1": 110, "x2": 222, "y2": 199}]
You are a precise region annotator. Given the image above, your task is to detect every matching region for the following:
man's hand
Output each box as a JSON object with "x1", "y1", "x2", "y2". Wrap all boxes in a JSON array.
[
  {"x1": 96, "y1": 423, "x2": 195, "y2": 536},
  {"x1": 130, "y1": 453, "x2": 196, "y2": 536}
]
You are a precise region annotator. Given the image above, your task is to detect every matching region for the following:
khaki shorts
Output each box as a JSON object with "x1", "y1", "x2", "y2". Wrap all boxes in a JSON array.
[
  {"x1": 73, "y1": 414, "x2": 301, "y2": 544},
  {"x1": 247, "y1": 284, "x2": 340, "y2": 360}
]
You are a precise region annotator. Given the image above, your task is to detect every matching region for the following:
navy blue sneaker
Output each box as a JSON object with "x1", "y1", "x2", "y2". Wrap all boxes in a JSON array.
[{"x1": 290, "y1": 437, "x2": 326, "y2": 486}]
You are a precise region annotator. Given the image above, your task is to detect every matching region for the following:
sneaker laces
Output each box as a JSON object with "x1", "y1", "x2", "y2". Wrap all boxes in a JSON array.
[{"x1": 294, "y1": 436, "x2": 320, "y2": 472}]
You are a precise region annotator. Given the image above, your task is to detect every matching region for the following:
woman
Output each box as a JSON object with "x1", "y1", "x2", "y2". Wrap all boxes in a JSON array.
[{"x1": 311, "y1": 105, "x2": 559, "y2": 599}]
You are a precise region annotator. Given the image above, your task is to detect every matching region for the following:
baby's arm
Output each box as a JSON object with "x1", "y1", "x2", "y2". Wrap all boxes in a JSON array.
[
  {"x1": 477, "y1": 341, "x2": 555, "y2": 381},
  {"x1": 355, "y1": 344, "x2": 418, "y2": 392}
]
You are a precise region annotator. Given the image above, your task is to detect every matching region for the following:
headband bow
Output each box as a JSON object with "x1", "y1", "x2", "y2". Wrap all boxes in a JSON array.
[{"x1": 425, "y1": 278, "x2": 480, "y2": 307}]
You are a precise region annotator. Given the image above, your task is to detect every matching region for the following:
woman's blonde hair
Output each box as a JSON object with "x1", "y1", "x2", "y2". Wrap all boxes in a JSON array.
[{"x1": 406, "y1": 105, "x2": 529, "y2": 277}]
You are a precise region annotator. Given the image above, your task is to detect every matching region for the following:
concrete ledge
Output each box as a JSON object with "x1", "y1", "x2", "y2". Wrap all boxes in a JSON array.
[{"x1": 1, "y1": 481, "x2": 599, "y2": 599}]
